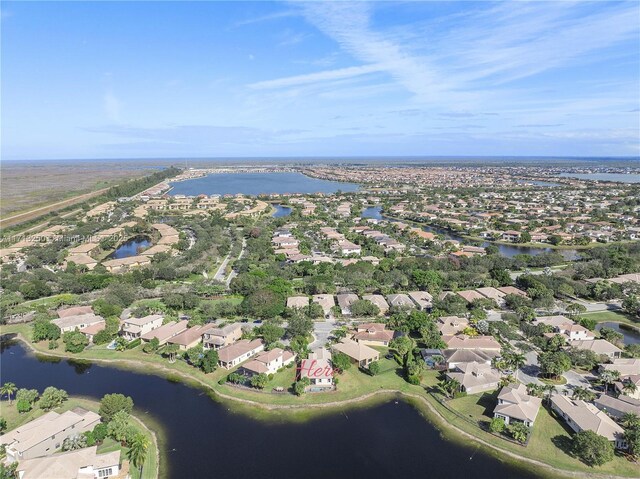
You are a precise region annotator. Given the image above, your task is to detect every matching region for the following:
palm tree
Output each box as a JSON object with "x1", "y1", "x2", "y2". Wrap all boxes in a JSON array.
[
  {"x1": 572, "y1": 386, "x2": 595, "y2": 402},
  {"x1": 600, "y1": 369, "x2": 620, "y2": 394},
  {"x1": 622, "y1": 380, "x2": 638, "y2": 397},
  {"x1": 541, "y1": 384, "x2": 557, "y2": 404},
  {"x1": 1, "y1": 382, "x2": 17, "y2": 405},
  {"x1": 437, "y1": 378, "x2": 461, "y2": 399},
  {"x1": 127, "y1": 432, "x2": 149, "y2": 478},
  {"x1": 526, "y1": 383, "x2": 542, "y2": 398},
  {"x1": 620, "y1": 412, "x2": 640, "y2": 429},
  {"x1": 506, "y1": 352, "x2": 526, "y2": 371}
]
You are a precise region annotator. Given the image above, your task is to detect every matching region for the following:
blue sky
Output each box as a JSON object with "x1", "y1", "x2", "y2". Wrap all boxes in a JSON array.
[{"x1": 2, "y1": 1, "x2": 639, "y2": 160}]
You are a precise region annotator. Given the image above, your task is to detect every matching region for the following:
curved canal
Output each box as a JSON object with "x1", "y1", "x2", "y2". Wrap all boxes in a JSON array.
[{"x1": 1, "y1": 341, "x2": 541, "y2": 479}]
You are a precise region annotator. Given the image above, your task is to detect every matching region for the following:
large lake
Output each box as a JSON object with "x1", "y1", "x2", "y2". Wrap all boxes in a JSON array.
[
  {"x1": 559, "y1": 173, "x2": 640, "y2": 183},
  {"x1": 1, "y1": 341, "x2": 541, "y2": 479},
  {"x1": 169, "y1": 172, "x2": 359, "y2": 196}
]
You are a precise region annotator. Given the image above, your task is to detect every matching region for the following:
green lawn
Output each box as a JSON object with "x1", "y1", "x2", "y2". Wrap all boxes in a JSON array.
[{"x1": 580, "y1": 310, "x2": 639, "y2": 325}]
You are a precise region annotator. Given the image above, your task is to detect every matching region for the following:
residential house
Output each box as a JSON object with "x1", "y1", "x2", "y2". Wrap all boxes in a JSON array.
[
  {"x1": 557, "y1": 322, "x2": 595, "y2": 342},
  {"x1": 386, "y1": 293, "x2": 415, "y2": 310},
  {"x1": 443, "y1": 349, "x2": 498, "y2": 371},
  {"x1": 456, "y1": 290, "x2": 487, "y2": 303},
  {"x1": 312, "y1": 294, "x2": 335, "y2": 319},
  {"x1": 299, "y1": 348, "x2": 334, "y2": 390},
  {"x1": 332, "y1": 339, "x2": 379, "y2": 368},
  {"x1": 239, "y1": 348, "x2": 296, "y2": 376},
  {"x1": 615, "y1": 375, "x2": 640, "y2": 400},
  {"x1": 287, "y1": 296, "x2": 309, "y2": 310},
  {"x1": 78, "y1": 321, "x2": 106, "y2": 343},
  {"x1": 202, "y1": 323, "x2": 243, "y2": 350},
  {"x1": 141, "y1": 320, "x2": 189, "y2": 346},
  {"x1": 218, "y1": 339, "x2": 265, "y2": 369},
  {"x1": 550, "y1": 394, "x2": 627, "y2": 449},
  {"x1": 570, "y1": 339, "x2": 623, "y2": 360},
  {"x1": 51, "y1": 314, "x2": 105, "y2": 334},
  {"x1": 443, "y1": 335, "x2": 501, "y2": 351},
  {"x1": 353, "y1": 323, "x2": 394, "y2": 346},
  {"x1": 594, "y1": 394, "x2": 640, "y2": 420},
  {"x1": 493, "y1": 383, "x2": 542, "y2": 426},
  {"x1": 56, "y1": 306, "x2": 93, "y2": 318},
  {"x1": 497, "y1": 286, "x2": 528, "y2": 298},
  {"x1": 337, "y1": 293, "x2": 359, "y2": 315},
  {"x1": 16, "y1": 446, "x2": 121, "y2": 479},
  {"x1": 446, "y1": 362, "x2": 501, "y2": 394},
  {"x1": 408, "y1": 291, "x2": 433, "y2": 310},
  {"x1": 599, "y1": 358, "x2": 640, "y2": 378},
  {"x1": 502, "y1": 230, "x2": 522, "y2": 242},
  {"x1": 475, "y1": 287, "x2": 506, "y2": 307},
  {"x1": 166, "y1": 324, "x2": 208, "y2": 351},
  {"x1": 0, "y1": 408, "x2": 101, "y2": 462},
  {"x1": 120, "y1": 314, "x2": 164, "y2": 341},
  {"x1": 361, "y1": 294, "x2": 389, "y2": 315},
  {"x1": 437, "y1": 316, "x2": 469, "y2": 337}
]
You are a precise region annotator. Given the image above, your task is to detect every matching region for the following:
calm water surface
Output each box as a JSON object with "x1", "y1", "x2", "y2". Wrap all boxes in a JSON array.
[
  {"x1": 1, "y1": 341, "x2": 541, "y2": 479},
  {"x1": 272, "y1": 204, "x2": 292, "y2": 217},
  {"x1": 170, "y1": 172, "x2": 359, "y2": 196},
  {"x1": 596, "y1": 322, "x2": 640, "y2": 345},
  {"x1": 559, "y1": 173, "x2": 640, "y2": 183},
  {"x1": 108, "y1": 236, "x2": 151, "y2": 259}
]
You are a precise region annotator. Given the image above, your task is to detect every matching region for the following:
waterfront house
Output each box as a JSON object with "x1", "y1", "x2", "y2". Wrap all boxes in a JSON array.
[
  {"x1": 141, "y1": 320, "x2": 189, "y2": 346},
  {"x1": 202, "y1": 322, "x2": 243, "y2": 350},
  {"x1": 51, "y1": 314, "x2": 105, "y2": 334},
  {"x1": 218, "y1": 339, "x2": 265, "y2": 369},
  {"x1": 166, "y1": 324, "x2": 208, "y2": 351},
  {"x1": 299, "y1": 348, "x2": 334, "y2": 390},
  {"x1": 550, "y1": 394, "x2": 627, "y2": 449},
  {"x1": 15, "y1": 446, "x2": 121, "y2": 479},
  {"x1": 120, "y1": 314, "x2": 164, "y2": 341},
  {"x1": 239, "y1": 348, "x2": 296, "y2": 376},
  {"x1": 332, "y1": 339, "x2": 379, "y2": 368},
  {"x1": 78, "y1": 321, "x2": 106, "y2": 343},
  {"x1": 445, "y1": 362, "x2": 501, "y2": 394},
  {"x1": 493, "y1": 383, "x2": 542, "y2": 427},
  {"x1": 352, "y1": 323, "x2": 394, "y2": 346},
  {"x1": 0, "y1": 408, "x2": 100, "y2": 462}
]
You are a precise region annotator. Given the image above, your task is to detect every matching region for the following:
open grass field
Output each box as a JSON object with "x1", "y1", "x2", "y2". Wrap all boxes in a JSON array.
[{"x1": 0, "y1": 160, "x2": 159, "y2": 220}]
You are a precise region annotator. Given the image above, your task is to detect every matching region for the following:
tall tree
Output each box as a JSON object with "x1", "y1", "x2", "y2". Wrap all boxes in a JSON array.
[
  {"x1": 0, "y1": 383, "x2": 17, "y2": 405},
  {"x1": 127, "y1": 432, "x2": 150, "y2": 478}
]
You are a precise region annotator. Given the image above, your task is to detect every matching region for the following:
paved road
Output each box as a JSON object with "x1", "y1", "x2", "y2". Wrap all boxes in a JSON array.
[
  {"x1": 310, "y1": 320, "x2": 336, "y2": 349},
  {"x1": 213, "y1": 253, "x2": 231, "y2": 282},
  {"x1": 570, "y1": 298, "x2": 622, "y2": 313}
]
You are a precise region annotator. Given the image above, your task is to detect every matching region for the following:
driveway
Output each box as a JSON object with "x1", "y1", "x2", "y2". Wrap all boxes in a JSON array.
[
  {"x1": 516, "y1": 350, "x2": 543, "y2": 386},
  {"x1": 569, "y1": 299, "x2": 621, "y2": 313},
  {"x1": 310, "y1": 320, "x2": 336, "y2": 349}
]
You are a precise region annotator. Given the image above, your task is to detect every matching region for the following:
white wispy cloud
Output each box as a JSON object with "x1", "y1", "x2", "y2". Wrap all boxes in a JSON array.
[
  {"x1": 103, "y1": 90, "x2": 122, "y2": 122},
  {"x1": 252, "y1": 1, "x2": 639, "y2": 115}
]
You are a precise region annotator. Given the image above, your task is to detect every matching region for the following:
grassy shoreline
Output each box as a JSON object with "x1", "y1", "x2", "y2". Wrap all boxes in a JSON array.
[
  {"x1": 2, "y1": 325, "x2": 638, "y2": 478},
  {"x1": 0, "y1": 394, "x2": 160, "y2": 479}
]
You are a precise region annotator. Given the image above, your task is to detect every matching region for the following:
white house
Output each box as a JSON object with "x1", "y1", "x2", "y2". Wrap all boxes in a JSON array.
[
  {"x1": 120, "y1": 314, "x2": 164, "y2": 341},
  {"x1": 217, "y1": 339, "x2": 265, "y2": 369},
  {"x1": 16, "y1": 446, "x2": 121, "y2": 479},
  {"x1": 493, "y1": 383, "x2": 542, "y2": 427}
]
